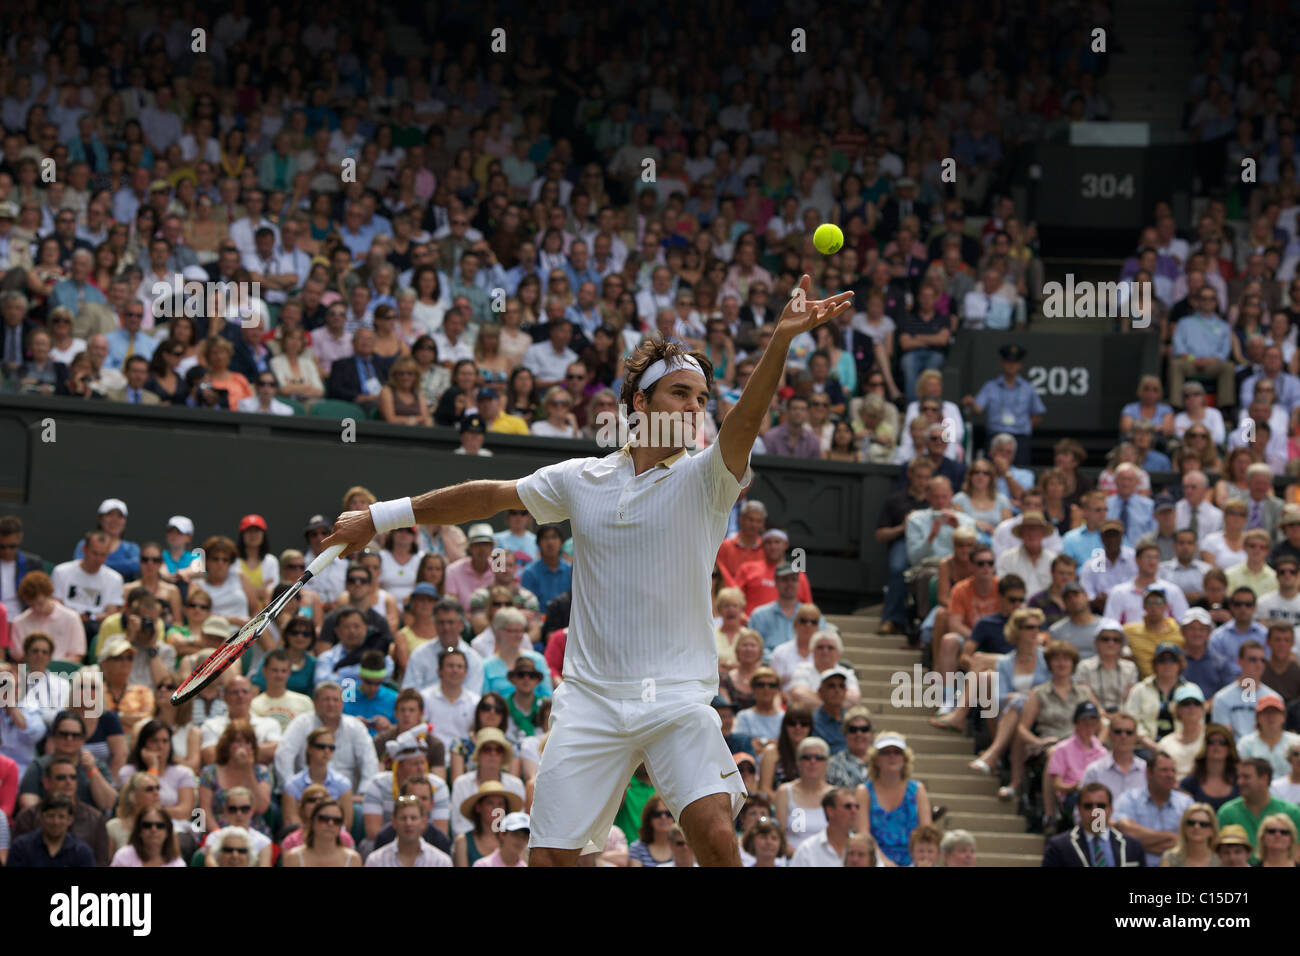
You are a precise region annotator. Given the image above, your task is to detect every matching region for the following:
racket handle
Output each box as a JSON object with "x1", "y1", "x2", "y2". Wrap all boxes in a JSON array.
[{"x1": 307, "y1": 543, "x2": 346, "y2": 578}]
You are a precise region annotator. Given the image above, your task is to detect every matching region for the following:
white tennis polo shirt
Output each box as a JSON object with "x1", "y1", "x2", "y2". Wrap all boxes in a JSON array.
[{"x1": 516, "y1": 440, "x2": 751, "y2": 694}]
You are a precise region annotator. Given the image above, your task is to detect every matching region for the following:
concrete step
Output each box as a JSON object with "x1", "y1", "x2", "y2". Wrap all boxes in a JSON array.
[
  {"x1": 926, "y1": 793, "x2": 1019, "y2": 814},
  {"x1": 978, "y1": 851, "x2": 1046, "y2": 867},
  {"x1": 849, "y1": 713, "x2": 954, "y2": 736},
  {"x1": 947, "y1": 811, "x2": 1032, "y2": 833},
  {"x1": 964, "y1": 832, "x2": 1046, "y2": 856},
  {"x1": 906, "y1": 771, "x2": 1007, "y2": 796},
  {"x1": 914, "y1": 753, "x2": 998, "y2": 776},
  {"x1": 840, "y1": 647, "x2": 920, "y2": 667}
]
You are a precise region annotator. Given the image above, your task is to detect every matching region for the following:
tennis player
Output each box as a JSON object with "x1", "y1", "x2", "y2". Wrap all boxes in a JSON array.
[{"x1": 322, "y1": 275, "x2": 853, "y2": 866}]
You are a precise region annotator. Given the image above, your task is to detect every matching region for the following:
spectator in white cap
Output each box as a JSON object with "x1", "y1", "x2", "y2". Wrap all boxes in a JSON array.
[
  {"x1": 70, "y1": 497, "x2": 140, "y2": 580},
  {"x1": 1157, "y1": 684, "x2": 1209, "y2": 777},
  {"x1": 361, "y1": 724, "x2": 450, "y2": 841},
  {"x1": 1074, "y1": 618, "x2": 1138, "y2": 713},
  {"x1": 1178, "y1": 608, "x2": 1235, "y2": 700},
  {"x1": 365, "y1": 793, "x2": 453, "y2": 867},
  {"x1": 161, "y1": 516, "x2": 202, "y2": 582},
  {"x1": 809, "y1": 665, "x2": 854, "y2": 755},
  {"x1": 472, "y1": 810, "x2": 531, "y2": 867},
  {"x1": 853, "y1": 732, "x2": 931, "y2": 866},
  {"x1": 443, "y1": 523, "x2": 498, "y2": 610}
]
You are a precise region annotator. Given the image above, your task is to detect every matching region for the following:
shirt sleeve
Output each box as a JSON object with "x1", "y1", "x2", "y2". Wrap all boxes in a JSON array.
[
  {"x1": 701, "y1": 438, "x2": 751, "y2": 513},
  {"x1": 516, "y1": 458, "x2": 580, "y2": 525}
]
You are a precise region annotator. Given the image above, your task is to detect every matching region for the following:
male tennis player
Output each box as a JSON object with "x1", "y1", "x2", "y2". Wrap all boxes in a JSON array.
[{"x1": 322, "y1": 275, "x2": 853, "y2": 866}]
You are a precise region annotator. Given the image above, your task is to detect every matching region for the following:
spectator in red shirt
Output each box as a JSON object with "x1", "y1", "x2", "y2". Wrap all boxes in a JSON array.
[
  {"x1": 735, "y1": 529, "x2": 812, "y2": 614},
  {"x1": 717, "y1": 499, "x2": 768, "y2": 583}
]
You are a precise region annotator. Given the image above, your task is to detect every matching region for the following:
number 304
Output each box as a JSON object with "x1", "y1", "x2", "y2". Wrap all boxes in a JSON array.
[
  {"x1": 1027, "y1": 366, "x2": 1089, "y2": 396},
  {"x1": 1080, "y1": 173, "x2": 1135, "y2": 198}
]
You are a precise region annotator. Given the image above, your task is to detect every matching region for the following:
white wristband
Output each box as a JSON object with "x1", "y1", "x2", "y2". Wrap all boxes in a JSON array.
[{"x1": 369, "y1": 498, "x2": 416, "y2": 534}]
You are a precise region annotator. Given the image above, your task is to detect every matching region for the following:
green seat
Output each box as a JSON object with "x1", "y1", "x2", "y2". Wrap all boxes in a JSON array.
[
  {"x1": 47, "y1": 660, "x2": 82, "y2": 677},
  {"x1": 279, "y1": 396, "x2": 306, "y2": 416},
  {"x1": 309, "y1": 399, "x2": 365, "y2": 420}
]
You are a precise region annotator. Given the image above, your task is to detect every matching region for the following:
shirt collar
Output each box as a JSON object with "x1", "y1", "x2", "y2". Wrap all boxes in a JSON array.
[{"x1": 617, "y1": 444, "x2": 689, "y2": 470}]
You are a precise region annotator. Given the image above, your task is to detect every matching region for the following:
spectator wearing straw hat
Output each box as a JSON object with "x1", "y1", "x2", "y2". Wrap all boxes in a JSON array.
[
  {"x1": 1213, "y1": 824, "x2": 1254, "y2": 866},
  {"x1": 448, "y1": 728, "x2": 525, "y2": 836},
  {"x1": 995, "y1": 511, "x2": 1057, "y2": 594},
  {"x1": 454, "y1": 779, "x2": 525, "y2": 867}
]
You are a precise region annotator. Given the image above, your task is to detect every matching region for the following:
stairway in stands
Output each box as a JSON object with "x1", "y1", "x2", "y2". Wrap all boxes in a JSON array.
[{"x1": 827, "y1": 611, "x2": 1045, "y2": 866}]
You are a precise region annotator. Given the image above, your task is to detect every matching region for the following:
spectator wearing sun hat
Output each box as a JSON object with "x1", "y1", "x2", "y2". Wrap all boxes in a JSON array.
[
  {"x1": 1177, "y1": 608, "x2": 1235, "y2": 701},
  {"x1": 995, "y1": 511, "x2": 1057, "y2": 594},
  {"x1": 447, "y1": 728, "x2": 525, "y2": 837}
]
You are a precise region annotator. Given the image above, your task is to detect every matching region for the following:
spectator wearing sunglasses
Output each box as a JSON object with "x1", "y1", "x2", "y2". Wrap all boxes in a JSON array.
[
  {"x1": 107, "y1": 771, "x2": 168, "y2": 855},
  {"x1": 111, "y1": 805, "x2": 185, "y2": 867},
  {"x1": 1081, "y1": 710, "x2": 1148, "y2": 803},
  {"x1": 1041, "y1": 782, "x2": 1146, "y2": 867},
  {"x1": 628, "y1": 795, "x2": 678, "y2": 867},
  {"x1": 11, "y1": 755, "x2": 111, "y2": 865},
  {"x1": 826, "y1": 707, "x2": 875, "y2": 789}
]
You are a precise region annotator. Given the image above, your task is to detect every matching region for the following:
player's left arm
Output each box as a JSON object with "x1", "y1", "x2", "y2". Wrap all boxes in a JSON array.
[{"x1": 717, "y1": 274, "x2": 853, "y2": 480}]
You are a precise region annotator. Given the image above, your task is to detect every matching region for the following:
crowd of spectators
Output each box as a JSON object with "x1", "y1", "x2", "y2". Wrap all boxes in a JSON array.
[{"x1": 10, "y1": 0, "x2": 1300, "y2": 869}]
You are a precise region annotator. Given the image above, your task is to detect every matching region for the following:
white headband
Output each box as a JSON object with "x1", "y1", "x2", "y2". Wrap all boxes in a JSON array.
[{"x1": 639, "y1": 354, "x2": 705, "y2": 391}]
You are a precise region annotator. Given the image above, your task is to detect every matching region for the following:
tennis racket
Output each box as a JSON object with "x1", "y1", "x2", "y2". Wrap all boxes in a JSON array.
[{"x1": 171, "y1": 543, "x2": 345, "y2": 705}]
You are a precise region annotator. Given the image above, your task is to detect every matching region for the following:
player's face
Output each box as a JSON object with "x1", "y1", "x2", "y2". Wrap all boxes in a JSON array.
[{"x1": 639, "y1": 369, "x2": 709, "y2": 450}]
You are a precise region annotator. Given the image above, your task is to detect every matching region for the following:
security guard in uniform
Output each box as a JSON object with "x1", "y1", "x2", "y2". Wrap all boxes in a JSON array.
[{"x1": 962, "y1": 343, "x2": 1045, "y2": 468}]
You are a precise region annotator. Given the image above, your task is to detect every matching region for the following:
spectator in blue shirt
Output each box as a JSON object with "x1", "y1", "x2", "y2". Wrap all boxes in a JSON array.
[
  {"x1": 1169, "y1": 287, "x2": 1237, "y2": 409},
  {"x1": 1132, "y1": 422, "x2": 1171, "y2": 472},
  {"x1": 1240, "y1": 345, "x2": 1300, "y2": 415},
  {"x1": 519, "y1": 525, "x2": 572, "y2": 610},
  {"x1": 105, "y1": 301, "x2": 158, "y2": 370},
  {"x1": 811, "y1": 667, "x2": 852, "y2": 755},
  {"x1": 1209, "y1": 589, "x2": 1269, "y2": 677},
  {"x1": 1178, "y1": 609, "x2": 1236, "y2": 700},
  {"x1": 1062, "y1": 490, "x2": 1107, "y2": 568},
  {"x1": 343, "y1": 651, "x2": 399, "y2": 735}
]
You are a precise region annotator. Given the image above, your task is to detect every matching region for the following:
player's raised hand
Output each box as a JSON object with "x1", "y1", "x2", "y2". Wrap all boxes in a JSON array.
[
  {"x1": 321, "y1": 510, "x2": 375, "y2": 559},
  {"x1": 776, "y1": 274, "x2": 855, "y2": 338}
]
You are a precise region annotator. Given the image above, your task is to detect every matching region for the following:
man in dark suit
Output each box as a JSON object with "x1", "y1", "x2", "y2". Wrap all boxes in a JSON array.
[
  {"x1": 1041, "y1": 782, "x2": 1147, "y2": 866},
  {"x1": 0, "y1": 513, "x2": 43, "y2": 614},
  {"x1": 327, "y1": 327, "x2": 392, "y2": 410},
  {"x1": 926, "y1": 206, "x2": 982, "y2": 269},
  {"x1": 877, "y1": 178, "x2": 930, "y2": 241},
  {"x1": 1, "y1": 289, "x2": 42, "y2": 368}
]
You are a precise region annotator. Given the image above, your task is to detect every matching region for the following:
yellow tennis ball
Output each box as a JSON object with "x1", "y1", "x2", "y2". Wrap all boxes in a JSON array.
[{"x1": 813, "y1": 223, "x2": 843, "y2": 255}]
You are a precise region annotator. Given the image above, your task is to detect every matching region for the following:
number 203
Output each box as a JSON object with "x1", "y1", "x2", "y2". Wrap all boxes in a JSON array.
[{"x1": 1027, "y1": 366, "x2": 1089, "y2": 397}]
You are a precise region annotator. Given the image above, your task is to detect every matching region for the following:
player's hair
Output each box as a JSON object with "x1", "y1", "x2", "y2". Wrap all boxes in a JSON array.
[{"x1": 619, "y1": 333, "x2": 714, "y2": 409}]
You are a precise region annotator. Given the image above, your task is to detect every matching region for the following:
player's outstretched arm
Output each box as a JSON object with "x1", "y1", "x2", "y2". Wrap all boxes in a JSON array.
[
  {"x1": 716, "y1": 274, "x2": 854, "y2": 480},
  {"x1": 322, "y1": 480, "x2": 525, "y2": 558}
]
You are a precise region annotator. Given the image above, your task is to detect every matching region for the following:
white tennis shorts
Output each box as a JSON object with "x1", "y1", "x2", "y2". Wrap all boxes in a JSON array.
[{"x1": 528, "y1": 677, "x2": 748, "y2": 853}]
